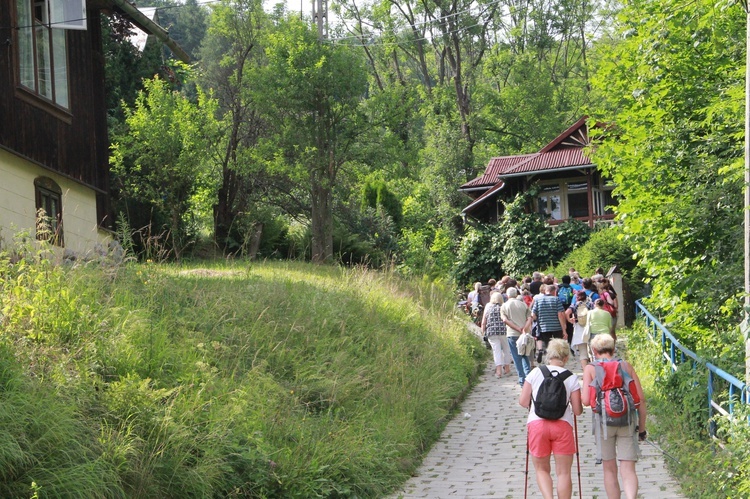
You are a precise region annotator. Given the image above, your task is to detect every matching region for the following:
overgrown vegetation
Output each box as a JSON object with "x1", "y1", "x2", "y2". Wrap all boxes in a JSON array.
[
  {"x1": 625, "y1": 323, "x2": 750, "y2": 497},
  {"x1": 451, "y1": 190, "x2": 593, "y2": 285},
  {"x1": 0, "y1": 241, "x2": 484, "y2": 498}
]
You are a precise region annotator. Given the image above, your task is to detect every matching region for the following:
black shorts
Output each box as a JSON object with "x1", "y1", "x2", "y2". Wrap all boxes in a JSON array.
[{"x1": 539, "y1": 330, "x2": 563, "y2": 346}]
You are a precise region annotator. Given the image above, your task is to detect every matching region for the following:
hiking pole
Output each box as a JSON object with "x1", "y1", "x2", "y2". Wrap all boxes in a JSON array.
[
  {"x1": 524, "y1": 427, "x2": 530, "y2": 499},
  {"x1": 642, "y1": 438, "x2": 681, "y2": 464},
  {"x1": 573, "y1": 414, "x2": 582, "y2": 498}
]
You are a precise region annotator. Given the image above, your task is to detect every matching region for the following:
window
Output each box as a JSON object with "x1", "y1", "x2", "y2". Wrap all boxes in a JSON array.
[
  {"x1": 537, "y1": 184, "x2": 562, "y2": 220},
  {"x1": 34, "y1": 176, "x2": 64, "y2": 246},
  {"x1": 15, "y1": 0, "x2": 82, "y2": 109},
  {"x1": 566, "y1": 181, "x2": 589, "y2": 218}
]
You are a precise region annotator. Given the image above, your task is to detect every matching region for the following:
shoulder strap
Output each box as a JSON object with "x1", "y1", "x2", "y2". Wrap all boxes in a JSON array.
[
  {"x1": 539, "y1": 365, "x2": 551, "y2": 378},
  {"x1": 556, "y1": 369, "x2": 573, "y2": 382}
]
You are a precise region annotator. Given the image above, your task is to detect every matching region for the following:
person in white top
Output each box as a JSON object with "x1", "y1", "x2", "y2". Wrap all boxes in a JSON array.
[
  {"x1": 501, "y1": 287, "x2": 533, "y2": 386},
  {"x1": 519, "y1": 339, "x2": 583, "y2": 499}
]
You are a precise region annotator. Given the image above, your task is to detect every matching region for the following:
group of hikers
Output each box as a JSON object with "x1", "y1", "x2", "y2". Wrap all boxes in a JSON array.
[{"x1": 465, "y1": 269, "x2": 647, "y2": 499}]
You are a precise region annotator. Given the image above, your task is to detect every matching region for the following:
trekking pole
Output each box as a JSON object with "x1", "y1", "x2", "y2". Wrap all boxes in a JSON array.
[
  {"x1": 524, "y1": 426, "x2": 530, "y2": 499},
  {"x1": 574, "y1": 414, "x2": 582, "y2": 498},
  {"x1": 643, "y1": 438, "x2": 681, "y2": 464}
]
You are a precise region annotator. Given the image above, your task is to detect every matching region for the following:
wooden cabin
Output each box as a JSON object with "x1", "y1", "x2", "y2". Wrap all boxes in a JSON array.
[
  {"x1": 460, "y1": 117, "x2": 616, "y2": 227},
  {"x1": 0, "y1": 0, "x2": 187, "y2": 256}
]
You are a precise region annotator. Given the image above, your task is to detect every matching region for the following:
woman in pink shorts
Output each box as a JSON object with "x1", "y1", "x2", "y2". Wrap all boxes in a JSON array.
[{"x1": 519, "y1": 339, "x2": 583, "y2": 499}]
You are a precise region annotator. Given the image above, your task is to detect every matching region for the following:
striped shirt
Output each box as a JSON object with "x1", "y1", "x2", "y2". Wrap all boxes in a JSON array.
[{"x1": 531, "y1": 294, "x2": 564, "y2": 333}]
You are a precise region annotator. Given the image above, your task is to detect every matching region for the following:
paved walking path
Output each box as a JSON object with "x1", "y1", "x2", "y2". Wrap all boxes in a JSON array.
[{"x1": 391, "y1": 347, "x2": 685, "y2": 498}]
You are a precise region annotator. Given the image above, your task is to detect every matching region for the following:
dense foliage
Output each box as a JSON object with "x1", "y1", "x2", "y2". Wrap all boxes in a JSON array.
[
  {"x1": 451, "y1": 191, "x2": 592, "y2": 285},
  {"x1": 586, "y1": 0, "x2": 750, "y2": 493},
  {"x1": 0, "y1": 243, "x2": 483, "y2": 498},
  {"x1": 106, "y1": 0, "x2": 602, "y2": 269},
  {"x1": 589, "y1": 0, "x2": 745, "y2": 361},
  {"x1": 626, "y1": 323, "x2": 749, "y2": 497}
]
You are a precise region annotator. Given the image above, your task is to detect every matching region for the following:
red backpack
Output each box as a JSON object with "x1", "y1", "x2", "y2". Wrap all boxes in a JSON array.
[{"x1": 589, "y1": 360, "x2": 641, "y2": 427}]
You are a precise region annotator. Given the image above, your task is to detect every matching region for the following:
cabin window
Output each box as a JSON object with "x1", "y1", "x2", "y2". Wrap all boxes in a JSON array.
[
  {"x1": 537, "y1": 185, "x2": 562, "y2": 220},
  {"x1": 566, "y1": 181, "x2": 588, "y2": 218},
  {"x1": 16, "y1": 0, "x2": 70, "y2": 109},
  {"x1": 34, "y1": 176, "x2": 64, "y2": 246}
]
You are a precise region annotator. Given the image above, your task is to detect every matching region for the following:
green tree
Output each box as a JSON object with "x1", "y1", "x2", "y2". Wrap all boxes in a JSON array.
[
  {"x1": 111, "y1": 76, "x2": 220, "y2": 259},
  {"x1": 589, "y1": 0, "x2": 745, "y2": 348},
  {"x1": 199, "y1": 0, "x2": 271, "y2": 254},
  {"x1": 257, "y1": 17, "x2": 367, "y2": 262}
]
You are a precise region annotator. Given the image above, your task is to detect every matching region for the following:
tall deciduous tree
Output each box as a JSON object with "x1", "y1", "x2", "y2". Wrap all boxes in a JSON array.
[
  {"x1": 590, "y1": 0, "x2": 745, "y2": 351},
  {"x1": 200, "y1": 0, "x2": 270, "y2": 254},
  {"x1": 258, "y1": 18, "x2": 367, "y2": 262}
]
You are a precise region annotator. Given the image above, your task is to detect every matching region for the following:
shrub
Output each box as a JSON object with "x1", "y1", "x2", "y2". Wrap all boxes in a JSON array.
[
  {"x1": 626, "y1": 322, "x2": 750, "y2": 498},
  {"x1": 451, "y1": 191, "x2": 593, "y2": 286},
  {"x1": 449, "y1": 224, "x2": 504, "y2": 286}
]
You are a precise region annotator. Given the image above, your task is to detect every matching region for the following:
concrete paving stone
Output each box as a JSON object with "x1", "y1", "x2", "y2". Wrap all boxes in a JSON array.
[{"x1": 389, "y1": 356, "x2": 685, "y2": 499}]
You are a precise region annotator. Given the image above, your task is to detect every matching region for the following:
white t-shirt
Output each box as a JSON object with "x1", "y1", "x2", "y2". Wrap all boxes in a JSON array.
[{"x1": 526, "y1": 365, "x2": 580, "y2": 427}]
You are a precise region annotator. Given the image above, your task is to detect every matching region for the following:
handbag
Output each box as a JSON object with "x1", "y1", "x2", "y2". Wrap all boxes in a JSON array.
[{"x1": 582, "y1": 322, "x2": 591, "y2": 344}]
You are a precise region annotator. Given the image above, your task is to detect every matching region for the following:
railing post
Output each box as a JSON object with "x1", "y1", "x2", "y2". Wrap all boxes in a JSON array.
[
  {"x1": 671, "y1": 342, "x2": 676, "y2": 368},
  {"x1": 708, "y1": 371, "x2": 716, "y2": 437}
]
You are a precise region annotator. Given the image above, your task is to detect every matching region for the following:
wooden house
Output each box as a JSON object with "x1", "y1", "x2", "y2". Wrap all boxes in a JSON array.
[
  {"x1": 0, "y1": 0, "x2": 188, "y2": 255},
  {"x1": 460, "y1": 117, "x2": 616, "y2": 227}
]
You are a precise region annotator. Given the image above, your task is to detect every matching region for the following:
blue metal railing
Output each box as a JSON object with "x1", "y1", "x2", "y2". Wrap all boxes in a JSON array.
[{"x1": 635, "y1": 300, "x2": 749, "y2": 436}]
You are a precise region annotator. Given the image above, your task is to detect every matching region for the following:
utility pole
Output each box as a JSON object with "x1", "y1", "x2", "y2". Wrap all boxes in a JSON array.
[
  {"x1": 312, "y1": 0, "x2": 328, "y2": 40},
  {"x1": 744, "y1": 0, "x2": 750, "y2": 387}
]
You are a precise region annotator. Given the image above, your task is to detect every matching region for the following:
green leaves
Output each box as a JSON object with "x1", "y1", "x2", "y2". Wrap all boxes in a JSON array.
[
  {"x1": 589, "y1": 0, "x2": 744, "y2": 359},
  {"x1": 111, "y1": 76, "x2": 221, "y2": 259}
]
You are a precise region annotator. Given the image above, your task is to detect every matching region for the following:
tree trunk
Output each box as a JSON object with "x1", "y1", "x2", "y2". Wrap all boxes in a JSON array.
[
  {"x1": 310, "y1": 173, "x2": 333, "y2": 263},
  {"x1": 248, "y1": 222, "x2": 263, "y2": 259}
]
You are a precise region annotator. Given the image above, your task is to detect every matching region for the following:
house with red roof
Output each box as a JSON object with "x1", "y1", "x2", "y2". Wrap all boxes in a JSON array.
[{"x1": 460, "y1": 117, "x2": 616, "y2": 227}]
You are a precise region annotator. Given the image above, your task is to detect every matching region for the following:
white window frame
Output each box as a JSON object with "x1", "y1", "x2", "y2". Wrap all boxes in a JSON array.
[
  {"x1": 15, "y1": 0, "x2": 73, "y2": 109},
  {"x1": 536, "y1": 176, "x2": 589, "y2": 220},
  {"x1": 50, "y1": 0, "x2": 87, "y2": 30}
]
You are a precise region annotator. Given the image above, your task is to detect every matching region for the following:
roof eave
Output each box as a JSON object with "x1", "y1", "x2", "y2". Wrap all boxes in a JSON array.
[
  {"x1": 500, "y1": 163, "x2": 596, "y2": 179},
  {"x1": 110, "y1": 0, "x2": 191, "y2": 63},
  {"x1": 461, "y1": 181, "x2": 506, "y2": 215},
  {"x1": 459, "y1": 185, "x2": 495, "y2": 193}
]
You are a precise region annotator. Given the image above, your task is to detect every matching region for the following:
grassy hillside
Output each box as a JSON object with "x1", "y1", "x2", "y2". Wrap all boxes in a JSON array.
[{"x1": 0, "y1": 251, "x2": 484, "y2": 498}]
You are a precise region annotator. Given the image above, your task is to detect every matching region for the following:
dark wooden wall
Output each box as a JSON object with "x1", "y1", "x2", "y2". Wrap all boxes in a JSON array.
[{"x1": 0, "y1": 2, "x2": 110, "y2": 203}]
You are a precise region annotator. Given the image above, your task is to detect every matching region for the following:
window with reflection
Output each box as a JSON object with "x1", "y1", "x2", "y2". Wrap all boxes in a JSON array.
[
  {"x1": 16, "y1": 0, "x2": 71, "y2": 108},
  {"x1": 34, "y1": 176, "x2": 64, "y2": 246}
]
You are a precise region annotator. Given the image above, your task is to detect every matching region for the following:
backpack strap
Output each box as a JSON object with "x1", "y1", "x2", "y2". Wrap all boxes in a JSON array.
[{"x1": 540, "y1": 365, "x2": 572, "y2": 381}]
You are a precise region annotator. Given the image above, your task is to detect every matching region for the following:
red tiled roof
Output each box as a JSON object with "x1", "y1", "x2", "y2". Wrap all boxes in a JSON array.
[
  {"x1": 462, "y1": 117, "x2": 595, "y2": 190},
  {"x1": 501, "y1": 148, "x2": 593, "y2": 177},
  {"x1": 460, "y1": 154, "x2": 535, "y2": 189}
]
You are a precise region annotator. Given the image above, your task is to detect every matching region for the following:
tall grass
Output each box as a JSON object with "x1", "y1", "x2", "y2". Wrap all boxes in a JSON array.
[{"x1": 0, "y1": 251, "x2": 484, "y2": 498}]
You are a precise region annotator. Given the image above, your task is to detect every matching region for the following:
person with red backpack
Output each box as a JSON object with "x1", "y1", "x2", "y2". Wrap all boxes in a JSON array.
[{"x1": 581, "y1": 334, "x2": 647, "y2": 499}]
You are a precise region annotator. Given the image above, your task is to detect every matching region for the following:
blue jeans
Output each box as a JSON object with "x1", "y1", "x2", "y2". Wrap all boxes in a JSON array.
[{"x1": 508, "y1": 335, "x2": 532, "y2": 386}]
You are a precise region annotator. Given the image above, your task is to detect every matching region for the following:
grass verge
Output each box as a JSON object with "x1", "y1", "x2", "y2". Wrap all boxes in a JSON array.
[{"x1": 0, "y1": 253, "x2": 485, "y2": 498}]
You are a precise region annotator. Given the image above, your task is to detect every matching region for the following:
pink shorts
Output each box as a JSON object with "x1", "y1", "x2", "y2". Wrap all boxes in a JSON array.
[{"x1": 527, "y1": 419, "x2": 576, "y2": 458}]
